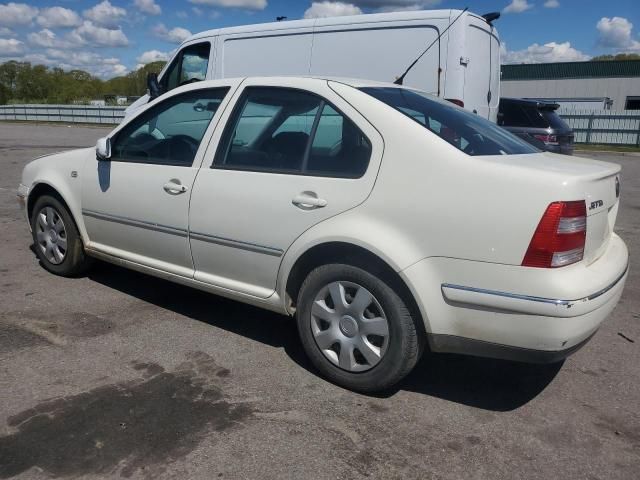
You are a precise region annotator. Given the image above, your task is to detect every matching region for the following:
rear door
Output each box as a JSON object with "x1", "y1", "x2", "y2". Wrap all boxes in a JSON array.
[
  {"x1": 188, "y1": 78, "x2": 383, "y2": 298},
  {"x1": 463, "y1": 17, "x2": 497, "y2": 120}
]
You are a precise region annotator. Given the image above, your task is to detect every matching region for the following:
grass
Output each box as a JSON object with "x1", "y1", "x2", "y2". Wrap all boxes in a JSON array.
[{"x1": 575, "y1": 144, "x2": 640, "y2": 154}]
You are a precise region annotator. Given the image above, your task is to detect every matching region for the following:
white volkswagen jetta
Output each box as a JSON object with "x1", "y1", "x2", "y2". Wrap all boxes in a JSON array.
[{"x1": 18, "y1": 77, "x2": 629, "y2": 392}]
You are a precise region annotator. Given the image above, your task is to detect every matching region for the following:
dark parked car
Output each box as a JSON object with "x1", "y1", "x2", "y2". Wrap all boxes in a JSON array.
[{"x1": 498, "y1": 98, "x2": 574, "y2": 155}]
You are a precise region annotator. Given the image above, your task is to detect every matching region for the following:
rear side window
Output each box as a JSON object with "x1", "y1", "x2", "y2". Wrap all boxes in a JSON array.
[
  {"x1": 500, "y1": 102, "x2": 535, "y2": 127},
  {"x1": 363, "y1": 87, "x2": 538, "y2": 156},
  {"x1": 214, "y1": 87, "x2": 371, "y2": 178}
]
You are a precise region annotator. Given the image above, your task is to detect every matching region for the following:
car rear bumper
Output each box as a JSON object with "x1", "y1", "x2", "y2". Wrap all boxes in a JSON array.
[
  {"x1": 546, "y1": 143, "x2": 574, "y2": 155},
  {"x1": 427, "y1": 330, "x2": 598, "y2": 364},
  {"x1": 401, "y1": 233, "x2": 629, "y2": 360}
]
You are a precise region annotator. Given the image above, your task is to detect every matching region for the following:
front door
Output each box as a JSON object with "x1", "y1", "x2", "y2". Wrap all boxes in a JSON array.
[
  {"x1": 81, "y1": 86, "x2": 231, "y2": 277},
  {"x1": 188, "y1": 79, "x2": 383, "y2": 298}
]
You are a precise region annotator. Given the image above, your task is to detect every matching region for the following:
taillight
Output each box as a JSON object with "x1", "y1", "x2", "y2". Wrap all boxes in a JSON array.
[
  {"x1": 446, "y1": 98, "x2": 464, "y2": 108},
  {"x1": 533, "y1": 134, "x2": 559, "y2": 145},
  {"x1": 522, "y1": 201, "x2": 587, "y2": 268}
]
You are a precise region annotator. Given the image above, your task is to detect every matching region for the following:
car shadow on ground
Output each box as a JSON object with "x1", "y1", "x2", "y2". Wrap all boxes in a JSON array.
[{"x1": 86, "y1": 261, "x2": 562, "y2": 412}]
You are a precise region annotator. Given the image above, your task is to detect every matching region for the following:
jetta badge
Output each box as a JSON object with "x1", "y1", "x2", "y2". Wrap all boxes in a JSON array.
[{"x1": 615, "y1": 176, "x2": 620, "y2": 198}]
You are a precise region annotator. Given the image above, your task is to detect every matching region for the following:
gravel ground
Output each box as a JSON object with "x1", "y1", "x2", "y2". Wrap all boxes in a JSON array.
[{"x1": 0, "y1": 122, "x2": 638, "y2": 480}]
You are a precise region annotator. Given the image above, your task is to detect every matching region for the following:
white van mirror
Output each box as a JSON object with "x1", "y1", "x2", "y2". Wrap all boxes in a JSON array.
[{"x1": 96, "y1": 137, "x2": 111, "y2": 161}]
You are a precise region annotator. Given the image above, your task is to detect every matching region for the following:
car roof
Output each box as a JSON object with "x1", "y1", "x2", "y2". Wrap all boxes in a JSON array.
[
  {"x1": 190, "y1": 76, "x2": 406, "y2": 90},
  {"x1": 500, "y1": 97, "x2": 560, "y2": 110}
]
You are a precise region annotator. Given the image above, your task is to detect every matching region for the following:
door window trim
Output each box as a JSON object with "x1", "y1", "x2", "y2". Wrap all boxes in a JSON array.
[{"x1": 212, "y1": 86, "x2": 371, "y2": 179}]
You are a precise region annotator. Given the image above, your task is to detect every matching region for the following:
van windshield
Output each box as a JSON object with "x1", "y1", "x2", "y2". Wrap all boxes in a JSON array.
[{"x1": 360, "y1": 87, "x2": 539, "y2": 156}]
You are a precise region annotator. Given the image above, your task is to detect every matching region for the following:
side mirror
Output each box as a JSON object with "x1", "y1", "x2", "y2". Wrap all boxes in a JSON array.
[
  {"x1": 147, "y1": 72, "x2": 163, "y2": 101},
  {"x1": 96, "y1": 137, "x2": 111, "y2": 161}
]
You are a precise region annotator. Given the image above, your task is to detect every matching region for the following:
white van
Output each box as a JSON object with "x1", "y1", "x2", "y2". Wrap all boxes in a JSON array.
[{"x1": 126, "y1": 9, "x2": 501, "y2": 121}]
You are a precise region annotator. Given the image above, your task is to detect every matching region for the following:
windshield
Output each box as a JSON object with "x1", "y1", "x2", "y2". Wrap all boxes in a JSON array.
[{"x1": 360, "y1": 87, "x2": 539, "y2": 156}]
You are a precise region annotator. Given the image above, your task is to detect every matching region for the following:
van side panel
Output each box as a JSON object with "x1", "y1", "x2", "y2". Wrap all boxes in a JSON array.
[
  {"x1": 310, "y1": 24, "x2": 442, "y2": 94},
  {"x1": 220, "y1": 32, "x2": 314, "y2": 78}
]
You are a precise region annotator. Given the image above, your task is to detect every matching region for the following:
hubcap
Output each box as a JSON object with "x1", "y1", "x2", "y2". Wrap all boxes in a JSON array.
[
  {"x1": 310, "y1": 281, "x2": 390, "y2": 372},
  {"x1": 35, "y1": 206, "x2": 67, "y2": 265}
]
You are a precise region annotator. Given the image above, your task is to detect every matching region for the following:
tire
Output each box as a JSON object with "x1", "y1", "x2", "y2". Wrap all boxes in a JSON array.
[
  {"x1": 296, "y1": 263, "x2": 421, "y2": 393},
  {"x1": 30, "y1": 194, "x2": 92, "y2": 277}
]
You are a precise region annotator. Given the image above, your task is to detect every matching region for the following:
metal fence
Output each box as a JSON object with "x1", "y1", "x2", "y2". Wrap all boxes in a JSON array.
[
  {"x1": 559, "y1": 109, "x2": 640, "y2": 146},
  {"x1": 2, "y1": 104, "x2": 640, "y2": 146},
  {"x1": 0, "y1": 104, "x2": 126, "y2": 125}
]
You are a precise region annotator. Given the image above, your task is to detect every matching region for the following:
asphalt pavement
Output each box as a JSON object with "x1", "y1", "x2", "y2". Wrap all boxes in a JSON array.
[{"x1": 0, "y1": 122, "x2": 638, "y2": 479}]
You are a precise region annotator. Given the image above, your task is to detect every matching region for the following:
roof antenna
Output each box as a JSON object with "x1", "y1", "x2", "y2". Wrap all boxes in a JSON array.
[{"x1": 394, "y1": 7, "x2": 468, "y2": 85}]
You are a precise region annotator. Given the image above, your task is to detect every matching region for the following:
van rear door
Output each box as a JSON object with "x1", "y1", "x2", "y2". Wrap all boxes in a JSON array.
[{"x1": 463, "y1": 16, "x2": 498, "y2": 120}]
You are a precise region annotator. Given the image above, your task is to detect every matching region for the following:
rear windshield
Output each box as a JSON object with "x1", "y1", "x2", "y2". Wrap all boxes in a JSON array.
[
  {"x1": 360, "y1": 87, "x2": 538, "y2": 156},
  {"x1": 541, "y1": 109, "x2": 570, "y2": 130}
]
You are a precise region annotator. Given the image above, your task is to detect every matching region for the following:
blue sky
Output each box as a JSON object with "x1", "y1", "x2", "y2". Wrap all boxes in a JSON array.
[{"x1": 0, "y1": 0, "x2": 638, "y2": 78}]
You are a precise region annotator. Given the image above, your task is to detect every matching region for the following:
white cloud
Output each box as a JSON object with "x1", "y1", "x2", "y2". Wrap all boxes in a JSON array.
[
  {"x1": 0, "y1": 26, "x2": 13, "y2": 36},
  {"x1": 134, "y1": 0, "x2": 161, "y2": 15},
  {"x1": 137, "y1": 49, "x2": 169, "y2": 64},
  {"x1": 27, "y1": 29, "x2": 58, "y2": 48},
  {"x1": 596, "y1": 17, "x2": 640, "y2": 53},
  {"x1": 152, "y1": 23, "x2": 192, "y2": 43},
  {"x1": 69, "y1": 20, "x2": 129, "y2": 47},
  {"x1": 83, "y1": 1, "x2": 127, "y2": 29},
  {"x1": 502, "y1": 41, "x2": 590, "y2": 63},
  {"x1": 304, "y1": 1, "x2": 363, "y2": 19},
  {"x1": 543, "y1": 0, "x2": 559, "y2": 8},
  {"x1": 176, "y1": 10, "x2": 188, "y2": 18},
  {"x1": 0, "y1": 2, "x2": 38, "y2": 26},
  {"x1": 0, "y1": 37, "x2": 24, "y2": 55},
  {"x1": 36, "y1": 7, "x2": 81, "y2": 28},
  {"x1": 503, "y1": 0, "x2": 533, "y2": 14},
  {"x1": 188, "y1": 0, "x2": 267, "y2": 10}
]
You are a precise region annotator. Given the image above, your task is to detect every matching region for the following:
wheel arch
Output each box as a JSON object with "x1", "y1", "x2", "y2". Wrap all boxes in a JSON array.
[
  {"x1": 27, "y1": 181, "x2": 87, "y2": 243},
  {"x1": 283, "y1": 241, "x2": 429, "y2": 338}
]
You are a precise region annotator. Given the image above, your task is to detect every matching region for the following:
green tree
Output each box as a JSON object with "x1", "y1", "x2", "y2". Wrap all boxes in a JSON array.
[{"x1": 0, "y1": 60, "x2": 167, "y2": 105}]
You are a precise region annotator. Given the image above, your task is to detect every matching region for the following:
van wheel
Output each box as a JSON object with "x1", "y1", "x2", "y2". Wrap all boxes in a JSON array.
[
  {"x1": 296, "y1": 264, "x2": 420, "y2": 392},
  {"x1": 30, "y1": 195, "x2": 92, "y2": 277}
]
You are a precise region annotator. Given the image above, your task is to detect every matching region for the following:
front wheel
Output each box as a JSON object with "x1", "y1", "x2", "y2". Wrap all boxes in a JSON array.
[
  {"x1": 296, "y1": 264, "x2": 421, "y2": 392},
  {"x1": 30, "y1": 195, "x2": 92, "y2": 277}
]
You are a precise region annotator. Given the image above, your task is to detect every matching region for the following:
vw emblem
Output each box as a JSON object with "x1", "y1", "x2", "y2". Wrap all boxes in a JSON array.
[{"x1": 615, "y1": 176, "x2": 620, "y2": 198}]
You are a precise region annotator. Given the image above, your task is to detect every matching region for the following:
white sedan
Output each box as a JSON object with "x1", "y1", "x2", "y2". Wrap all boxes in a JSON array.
[{"x1": 17, "y1": 77, "x2": 629, "y2": 392}]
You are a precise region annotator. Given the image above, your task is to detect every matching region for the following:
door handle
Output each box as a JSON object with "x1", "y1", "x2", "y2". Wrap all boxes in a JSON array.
[
  {"x1": 163, "y1": 180, "x2": 188, "y2": 195},
  {"x1": 292, "y1": 191, "x2": 327, "y2": 210}
]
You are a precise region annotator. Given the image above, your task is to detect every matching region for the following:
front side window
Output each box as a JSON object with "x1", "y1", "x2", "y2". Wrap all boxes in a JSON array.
[
  {"x1": 364, "y1": 87, "x2": 538, "y2": 156},
  {"x1": 112, "y1": 88, "x2": 229, "y2": 166},
  {"x1": 162, "y1": 43, "x2": 210, "y2": 93},
  {"x1": 215, "y1": 87, "x2": 371, "y2": 178}
]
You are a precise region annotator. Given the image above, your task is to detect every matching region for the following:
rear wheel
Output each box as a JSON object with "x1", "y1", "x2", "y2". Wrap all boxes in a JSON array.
[
  {"x1": 296, "y1": 264, "x2": 421, "y2": 392},
  {"x1": 30, "y1": 195, "x2": 92, "y2": 277}
]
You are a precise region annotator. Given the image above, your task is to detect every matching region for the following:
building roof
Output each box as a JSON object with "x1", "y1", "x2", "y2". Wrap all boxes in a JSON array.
[{"x1": 501, "y1": 60, "x2": 640, "y2": 81}]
